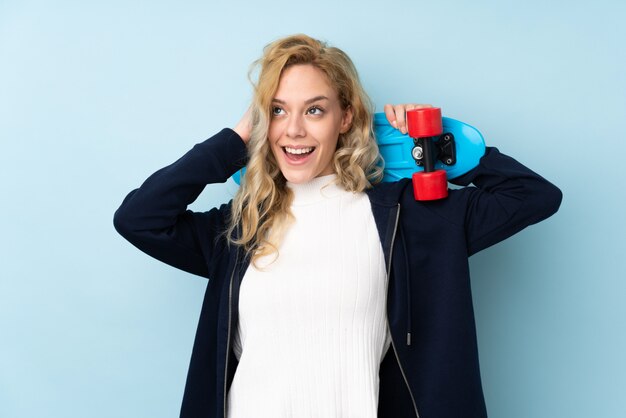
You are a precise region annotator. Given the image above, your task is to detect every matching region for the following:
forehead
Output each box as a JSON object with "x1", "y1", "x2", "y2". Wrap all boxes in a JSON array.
[{"x1": 274, "y1": 64, "x2": 338, "y2": 102}]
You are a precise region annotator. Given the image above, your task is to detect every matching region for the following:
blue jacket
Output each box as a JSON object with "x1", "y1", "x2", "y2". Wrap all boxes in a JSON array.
[{"x1": 113, "y1": 128, "x2": 562, "y2": 418}]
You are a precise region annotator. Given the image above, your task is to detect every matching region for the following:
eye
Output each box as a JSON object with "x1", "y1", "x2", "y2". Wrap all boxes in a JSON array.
[
  {"x1": 307, "y1": 106, "x2": 324, "y2": 116},
  {"x1": 272, "y1": 106, "x2": 284, "y2": 116}
]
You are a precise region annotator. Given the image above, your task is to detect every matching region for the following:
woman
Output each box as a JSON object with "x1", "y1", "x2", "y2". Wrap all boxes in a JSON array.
[{"x1": 113, "y1": 34, "x2": 562, "y2": 418}]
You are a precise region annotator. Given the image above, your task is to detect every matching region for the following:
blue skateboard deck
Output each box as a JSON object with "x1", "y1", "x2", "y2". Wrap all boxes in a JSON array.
[{"x1": 373, "y1": 112, "x2": 485, "y2": 182}]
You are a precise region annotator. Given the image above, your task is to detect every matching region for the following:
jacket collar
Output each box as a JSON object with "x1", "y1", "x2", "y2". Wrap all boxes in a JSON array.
[{"x1": 365, "y1": 178, "x2": 409, "y2": 207}]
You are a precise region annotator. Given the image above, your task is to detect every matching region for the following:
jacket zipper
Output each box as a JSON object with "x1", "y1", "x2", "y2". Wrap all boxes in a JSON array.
[
  {"x1": 385, "y1": 204, "x2": 421, "y2": 418},
  {"x1": 223, "y1": 251, "x2": 239, "y2": 418}
]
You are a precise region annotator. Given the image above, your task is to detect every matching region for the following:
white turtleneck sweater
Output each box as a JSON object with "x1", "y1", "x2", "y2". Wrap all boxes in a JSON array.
[{"x1": 226, "y1": 174, "x2": 391, "y2": 418}]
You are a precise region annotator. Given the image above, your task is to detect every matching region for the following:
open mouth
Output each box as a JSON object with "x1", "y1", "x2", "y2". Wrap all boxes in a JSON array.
[{"x1": 282, "y1": 146, "x2": 316, "y2": 161}]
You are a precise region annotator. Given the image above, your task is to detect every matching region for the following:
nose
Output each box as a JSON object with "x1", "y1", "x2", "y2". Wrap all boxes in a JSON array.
[{"x1": 286, "y1": 113, "x2": 306, "y2": 139}]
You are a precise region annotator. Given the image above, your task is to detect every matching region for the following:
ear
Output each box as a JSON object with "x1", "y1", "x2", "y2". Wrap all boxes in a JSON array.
[{"x1": 339, "y1": 106, "x2": 353, "y2": 134}]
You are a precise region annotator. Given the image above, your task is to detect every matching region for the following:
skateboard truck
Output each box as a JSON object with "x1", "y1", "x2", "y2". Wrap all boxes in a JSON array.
[
  {"x1": 412, "y1": 134, "x2": 456, "y2": 168},
  {"x1": 407, "y1": 107, "x2": 450, "y2": 201}
]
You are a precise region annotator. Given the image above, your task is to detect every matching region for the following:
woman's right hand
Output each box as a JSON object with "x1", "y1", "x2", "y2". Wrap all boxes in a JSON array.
[
  {"x1": 383, "y1": 103, "x2": 433, "y2": 135},
  {"x1": 233, "y1": 106, "x2": 253, "y2": 144}
]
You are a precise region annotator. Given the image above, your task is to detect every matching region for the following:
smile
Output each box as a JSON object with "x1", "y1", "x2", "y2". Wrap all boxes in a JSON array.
[
  {"x1": 281, "y1": 146, "x2": 316, "y2": 163},
  {"x1": 284, "y1": 146, "x2": 315, "y2": 155}
]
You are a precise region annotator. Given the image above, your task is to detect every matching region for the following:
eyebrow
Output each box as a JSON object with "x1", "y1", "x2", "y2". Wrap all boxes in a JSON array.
[{"x1": 272, "y1": 95, "x2": 330, "y2": 105}]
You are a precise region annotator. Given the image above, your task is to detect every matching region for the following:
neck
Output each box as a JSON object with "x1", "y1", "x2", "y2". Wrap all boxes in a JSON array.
[{"x1": 287, "y1": 174, "x2": 345, "y2": 205}]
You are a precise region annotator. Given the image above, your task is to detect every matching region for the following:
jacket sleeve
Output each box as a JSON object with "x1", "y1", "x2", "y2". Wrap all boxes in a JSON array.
[
  {"x1": 449, "y1": 147, "x2": 562, "y2": 256},
  {"x1": 112, "y1": 128, "x2": 248, "y2": 278}
]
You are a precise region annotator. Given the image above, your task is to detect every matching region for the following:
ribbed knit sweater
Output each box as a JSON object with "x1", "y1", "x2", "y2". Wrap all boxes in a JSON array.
[{"x1": 226, "y1": 174, "x2": 392, "y2": 418}]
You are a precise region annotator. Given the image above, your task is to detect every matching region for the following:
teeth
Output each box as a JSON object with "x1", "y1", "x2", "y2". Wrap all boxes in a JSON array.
[{"x1": 285, "y1": 147, "x2": 314, "y2": 155}]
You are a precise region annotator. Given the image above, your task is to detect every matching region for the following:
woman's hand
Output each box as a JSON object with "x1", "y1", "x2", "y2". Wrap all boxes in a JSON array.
[
  {"x1": 383, "y1": 103, "x2": 433, "y2": 135},
  {"x1": 233, "y1": 106, "x2": 253, "y2": 144}
]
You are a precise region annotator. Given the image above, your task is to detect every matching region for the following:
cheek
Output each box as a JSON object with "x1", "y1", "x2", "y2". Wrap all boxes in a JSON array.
[
  {"x1": 319, "y1": 126, "x2": 341, "y2": 150},
  {"x1": 268, "y1": 120, "x2": 282, "y2": 141},
  {"x1": 268, "y1": 140, "x2": 281, "y2": 161},
  {"x1": 267, "y1": 131, "x2": 282, "y2": 158},
  {"x1": 267, "y1": 127, "x2": 279, "y2": 149}
]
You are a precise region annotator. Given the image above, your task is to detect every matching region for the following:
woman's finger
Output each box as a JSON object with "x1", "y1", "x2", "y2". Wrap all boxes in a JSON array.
[
  {"x1": 401, "y1": 104, "x2": 434, "y2": 134},
  {"x1": 383, "y1": 104, "x2": 398, "y2": 129},
  {"x1": 384, "y1": 103, "x2": 435, "y2": 135},
  {"x1": 233, "y1": 106, "x2": 253, "y2": 144},
  {"x1": 394, "y1": 104, "x2": 408, "y2": 134}
]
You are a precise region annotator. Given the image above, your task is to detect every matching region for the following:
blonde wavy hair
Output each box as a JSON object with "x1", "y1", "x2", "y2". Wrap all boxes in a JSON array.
[{"x1": 227, "y1": 34, "x2": 383, "y2": 265}]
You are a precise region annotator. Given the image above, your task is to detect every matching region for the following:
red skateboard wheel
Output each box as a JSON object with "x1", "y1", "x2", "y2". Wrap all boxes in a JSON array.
[
  {"x1": 412, "y1": 170, "x2": 448, "y2": 200},
  {"x1": 407, "y1": 107, "x2": 443, "y2": 138}
]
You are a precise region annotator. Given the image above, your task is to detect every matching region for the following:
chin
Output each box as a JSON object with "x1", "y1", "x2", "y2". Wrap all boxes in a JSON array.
[{"x1": 281, "y1": 170, "x2": 315, "y2": 184}]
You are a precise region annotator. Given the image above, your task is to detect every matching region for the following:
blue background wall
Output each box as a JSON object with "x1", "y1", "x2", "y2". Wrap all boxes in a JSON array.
[{"x1": 1, "y1": 0, "x2": 624, "y2": 417}]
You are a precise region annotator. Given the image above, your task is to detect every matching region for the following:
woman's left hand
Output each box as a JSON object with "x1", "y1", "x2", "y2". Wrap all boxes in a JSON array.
[{"x1": 383, "y1": 103, "x2": 433, "y2": 135}]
